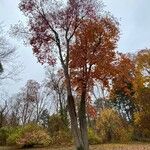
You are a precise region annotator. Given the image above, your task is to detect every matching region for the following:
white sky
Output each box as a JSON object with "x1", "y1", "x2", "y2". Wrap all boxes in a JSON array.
[{"x1": 0, "y1": 0, "x2": 150, "y2": 95}]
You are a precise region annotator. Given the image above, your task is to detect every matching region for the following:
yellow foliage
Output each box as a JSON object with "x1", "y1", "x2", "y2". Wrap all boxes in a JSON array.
[
  {"x1": 96, "y1": 108, "x2": 132, "y2": 142},
  {"x1": 134, "y1": 111, "x2": 150, "y2": 138}
]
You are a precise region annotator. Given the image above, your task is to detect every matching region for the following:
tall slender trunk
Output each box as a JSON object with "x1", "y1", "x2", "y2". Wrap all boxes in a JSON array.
[
  {"x1": 63, "y1": 71, "x2": 89, "y2": 150},
  {"x1": 60, "y1": 42, "x2": 88, "y2": 149},
  {"x1": 58, "y1": 92, "x2": 64, "y2": 118},
  {"x1": 0, "y1": 112, "x2": 3, "y2": 128},
  {"x1": 65, "y1": 74, "x2": 83, "y2": 150},
  {"x1": 67, "y1": 94, "x2": 84, "y2": 150},
  {"x1": 79, "y1": 89, "x2": 89, "y2": 150},
  {"x1": 58, "y1": 92, "x2": 68, "y2": 127}
]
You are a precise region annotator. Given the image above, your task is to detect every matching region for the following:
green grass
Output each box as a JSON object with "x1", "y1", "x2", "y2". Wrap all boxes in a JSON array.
[{"x1": 0, "y1": 143, "x2": 150, "y2": 150}]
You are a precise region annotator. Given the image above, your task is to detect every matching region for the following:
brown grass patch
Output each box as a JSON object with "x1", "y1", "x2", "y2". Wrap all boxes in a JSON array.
[{"x1": 0, "y1": 143, "x2": 150, "y2": 150}]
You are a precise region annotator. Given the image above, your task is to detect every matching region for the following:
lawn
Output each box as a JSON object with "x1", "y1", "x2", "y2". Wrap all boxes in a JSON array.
[{"x1": 0, "y1": 143, "x2": 150, "y2": 150}]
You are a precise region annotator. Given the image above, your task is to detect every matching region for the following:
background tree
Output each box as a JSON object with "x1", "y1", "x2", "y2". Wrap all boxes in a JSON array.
[
  {"x1": 0, "y1": 23, "x2": 21, "y2": 127},
  {"x1": 110, "y1": 54, "x2": 136, "y2": 122},
  {"x1": 0, "y1": 92, "x2": 13, "y2": 128},
  {"x1": 10, "y1": 79, "x2": 50, "y2": 125},
  {"x1": 133, "y1": 49, "x2": 150, "y2": 139},
  {"x1": 0, "y1": 24, "x2": 19, "y2": 83},
  {"x1": 0, "y1": 101, "x2": 8, "y2": 128},
  {"x1": 40, "y1": 108, "x2": 49, "y2": 128},
  {"x1": 45, "y1": 68, "x2": 68, "y2": 125}
]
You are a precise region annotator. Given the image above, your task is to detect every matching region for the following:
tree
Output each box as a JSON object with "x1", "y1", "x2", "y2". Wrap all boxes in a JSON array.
[
  {"x1": 133, "y1": 49, "x2": 150, "y2": 138},
  {"x1": 69, "y1": 18, "x2": 119, "y2": 148},
  {"x1": 0, "y1": 101, "x2": 8, "y2": 128},
  {"x1": 0, "y1": 24, "x2": 18, "y2": 83},
  {"x1": 0, "y1": 92, "x2": 13, "y2": 128},
  {"x1": 40, "y1": 109, "x2": 49, "y2": 128},
  {"x1": 11, "y1": 79, "x2": 50, "y2": 125},
  {"x1": 25, "y1": 79, "x2": 47, "y2": 123},
  {"x1": 110, "y1": 54, "x2": 136, "y2": 122},
  {"x1": 133, "y1": 49, "x2": 150, "y2": 97},
  {"x1": 16, "y1": 0, "x2": 119, "y2": 149},
  {"x1": 45, "y1": 68, "x2": 68, "y2": 125}
]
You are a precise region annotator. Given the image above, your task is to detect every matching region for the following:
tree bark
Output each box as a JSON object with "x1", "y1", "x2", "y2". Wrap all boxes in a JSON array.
[
  {"x1": 65, "y1": 73, "x2": 84, "y2": 150},
  {"x1": 0, "y1": 112, "x2": 3, "y2": 128},
  {"x1": 79, "y1": 89, "x2": 89, "y2": 150},
  {"x1": 67, "y1": 94, "x2": 84, "y2": 150},
  {"x1": 59, "y1": 38, "x2": 87, "y2": 149}
]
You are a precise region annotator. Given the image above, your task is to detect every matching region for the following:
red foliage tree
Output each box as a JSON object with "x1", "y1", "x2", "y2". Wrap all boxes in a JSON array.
[{"x1": 18, "y1": 0, "x2": 119, "y2": 149}]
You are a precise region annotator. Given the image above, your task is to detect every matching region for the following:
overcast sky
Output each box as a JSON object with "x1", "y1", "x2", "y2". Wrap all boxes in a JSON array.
[{"x1": 0, "y1": 0, "x2": 150, "y2": 95}]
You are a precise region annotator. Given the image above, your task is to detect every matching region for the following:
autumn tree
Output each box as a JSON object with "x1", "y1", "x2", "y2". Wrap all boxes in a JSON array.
[
  {"x1": 134, "y1": 49, "x2": 150, "y2": 95},
  {"x1": 10, "y1": 80, "x2": 50, "y2": 125},
  {"x1": 69, "y1": 18, "x2": 119, "y2": 147},
  {"x1": 110, "y1": 54, "x2": 136, "y2": 122},
  {"x1": 133, "y1": 49, "x2": 150, "y2": 138},
  {"x1": 15, "y1": 0, "x2": 120, "y2": 149}
]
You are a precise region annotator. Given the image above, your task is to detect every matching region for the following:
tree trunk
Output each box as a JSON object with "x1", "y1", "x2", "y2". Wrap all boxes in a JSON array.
[
  {"x1": 62, "y1": 62, "x2": 87, "y2": 149},
  {"x1": 79, "y1": 89, "x2": 89, "y2": 150},
  {"x1": 64, "y1": 72, "x2": 83, "y2": 149},
  {"x1": 58, "y1": 92, "x2": 65, "y2": 120},
  {"x1": 67, "y1": 94, "x2": 84, "y2": 150},
  {"x1": 0, "y1": 112, "x2": 3, "y2": 128}
]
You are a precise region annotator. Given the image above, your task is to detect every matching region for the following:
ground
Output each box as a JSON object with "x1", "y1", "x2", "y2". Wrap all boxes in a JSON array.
[{"x1": 0, "y1": 143, "x2": 150, "y2": 150}]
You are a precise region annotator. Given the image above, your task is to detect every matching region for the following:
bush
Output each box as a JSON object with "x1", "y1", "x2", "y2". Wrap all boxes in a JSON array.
[
  {"x1": 96, "y1": 108, "x2": 132, "y2": 143},
  {"x1": 17, "y1": 130, "x2": 51, "y2": 148},
  {"x1": 47, "y1": 114, "x2": 72, "y2": 146},
  {"x1": 50, "y1": 130, "x2": 72, "y2": 146},
  {"x1": 88, "y1": 128, "x2": 101, "y2": 145},
  {"x1": 7, "y1": 124, "x2": 51, "y2": 148},
  {"x1": 48, "y1": 114, "x2": 68, "y2": 135},
  {"x1": 0, "y1": 126, "x2": 15, "y2": 145},
  {"x1": 6, "y1": 126, "x2": 24, "y2": 146},
  {"x1": 134, "y1": 111, "x2": 150, "y2": 140}
]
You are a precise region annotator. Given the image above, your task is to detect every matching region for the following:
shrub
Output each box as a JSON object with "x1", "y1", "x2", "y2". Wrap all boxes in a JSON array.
[
  {"x1": 88, "y1": 128, "x2": 101, "y2": 145},
  {"x1": 7, "y1": 127, "x2": 22, "y2": 145},
  {"x1": 96, "y1": 108, "x2": 132, "y2": 143},
  {"x1": 47, "y1": 114, "x2": 72, "y2": 146},
  {"x1": 0, "y1": 126, "x2": 15, "y2": 145},
  {"x1": 48, "y1": 114, "x2": 68, "y2": 135},
  {"x1": 7, "y1": 123, "x2": 51, "y2": 148},
  {"x1": 17, "y1": 129, "x2": 51, "y2": 148},
  {"x1": 134, "y1": 111, "x2": 150, "y2": 140},
  {"x1": 50, "y1": 130, "x2": 72, "y2": 146}
]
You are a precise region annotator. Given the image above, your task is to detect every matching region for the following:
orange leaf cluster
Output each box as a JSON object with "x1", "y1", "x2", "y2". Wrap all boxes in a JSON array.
[{"x1": 70, "y1": 18, "x2": 119, "y2": 94}]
